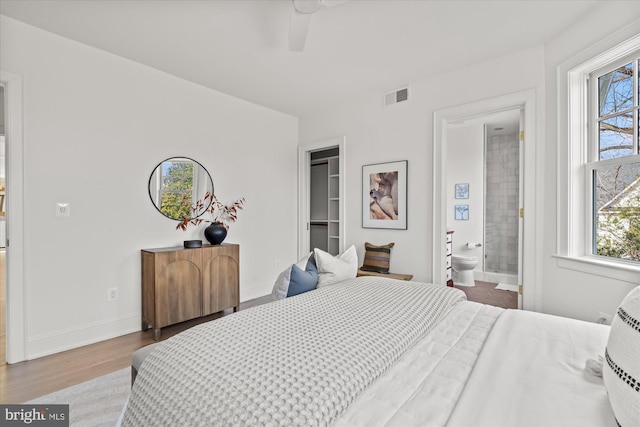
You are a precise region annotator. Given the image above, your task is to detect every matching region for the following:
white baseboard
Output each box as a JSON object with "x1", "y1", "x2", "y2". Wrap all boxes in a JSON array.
[
  {"x1": 240, "y1": 282, "x2": 271, "y2": 303},
  {"x1": 27, "y1": 314, "x2": 141, "y2": 360},
  {"x1": 26, "y1": 284, "x2": 272, "y2": 360}
]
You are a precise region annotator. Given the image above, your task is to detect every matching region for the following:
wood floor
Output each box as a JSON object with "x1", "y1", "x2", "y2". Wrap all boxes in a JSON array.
[
  {"x1": 0, "y1": 294, "x2": 273, "y2": 404},
  {"x1": 454, "y1": 280, "x2": 518, "y2": 309}
]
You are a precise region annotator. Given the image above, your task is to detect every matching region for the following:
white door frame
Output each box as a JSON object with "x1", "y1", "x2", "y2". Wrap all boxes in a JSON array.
[
  {"x1": 433, "y1": 90, "x2": 539, "y2": 312},
  {"x1": 517, "y1": 108, "x2": 525, "y2": 310},
  {"x1": 298, "y1": 136, "x2": 346, "y2": 259},
  {"x1": 1, "y1": 70, "x2": 27, "y2": 363}
]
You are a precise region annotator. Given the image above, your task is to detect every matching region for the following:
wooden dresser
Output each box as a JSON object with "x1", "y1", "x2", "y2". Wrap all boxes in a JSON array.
[{"x1": 141, "y1": 243, "x2": 239, "y2": 340}]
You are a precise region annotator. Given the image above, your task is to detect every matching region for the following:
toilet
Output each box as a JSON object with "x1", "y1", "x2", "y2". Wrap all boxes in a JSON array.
[{"x1": 451, "y1": 255, "x2": 478, "y2": 287}]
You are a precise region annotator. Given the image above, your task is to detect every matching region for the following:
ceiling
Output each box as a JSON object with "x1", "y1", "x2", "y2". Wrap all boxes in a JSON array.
[
  {"x1": 0, "y1": 0, "x2": 604, "y2": 117},
  {"x1": 450, "y1": 108, "x2": 521, "y2": 139},
  {"x1": 485, "y1": 110, "x2": 521, "y2": 138}
]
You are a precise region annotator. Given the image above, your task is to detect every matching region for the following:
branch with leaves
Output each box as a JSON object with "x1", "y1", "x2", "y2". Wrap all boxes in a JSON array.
[{"x1": 176, "y1": 192, "x2": 245, "y2": 231}]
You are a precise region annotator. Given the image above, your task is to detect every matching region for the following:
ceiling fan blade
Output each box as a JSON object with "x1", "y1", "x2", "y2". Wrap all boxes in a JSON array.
[
  {"x1": 320, "y1": 0, "x2": 347, "y2": 7},
  {"x1": 289, "y1": 10, "x2": 313, "y2": 52},
  {"x1": 293, "y1": 0, "x2": 322, "y2": 14}
]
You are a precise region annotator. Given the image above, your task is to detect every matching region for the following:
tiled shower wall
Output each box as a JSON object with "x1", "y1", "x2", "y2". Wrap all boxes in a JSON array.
[{"x1": 484, "y1": 133, "x2": 519, "y2": 274}]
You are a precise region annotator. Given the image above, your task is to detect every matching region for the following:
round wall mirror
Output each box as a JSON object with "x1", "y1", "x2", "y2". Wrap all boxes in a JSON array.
[{"x1": 148, "y1": 157, "x2": 214, "y2": 220}]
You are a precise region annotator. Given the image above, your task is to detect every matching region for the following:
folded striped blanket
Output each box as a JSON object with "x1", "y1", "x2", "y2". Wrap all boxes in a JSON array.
[{"x1": 122, "y1": 277, "x2": 466, "y2": 426}]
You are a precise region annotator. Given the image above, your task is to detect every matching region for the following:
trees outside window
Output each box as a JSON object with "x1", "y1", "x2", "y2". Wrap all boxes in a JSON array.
[{"x1": 591, "y1": 57, "x2": 640, "y2": 261}]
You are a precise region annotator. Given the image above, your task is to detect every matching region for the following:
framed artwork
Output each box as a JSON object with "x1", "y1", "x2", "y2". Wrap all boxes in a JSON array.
[
  {"x1": 362, "y1": 160, "x2": 408, "y2": 229},
  {"x1": 455, "y1": 205, "x2": 469, "y2": 221},
  {"x1": 455, "y1": 183, "x2": 469, "y2": 199}
]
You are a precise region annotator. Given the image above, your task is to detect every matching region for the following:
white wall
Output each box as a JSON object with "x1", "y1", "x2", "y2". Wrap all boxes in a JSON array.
[
  {"x1": 301, "y1": 2, "x2": 640, "y2": 324},
  {"x1": 541, "y1": 6, "x2": 640, "y2": 322},
  {"x1": 1, "y1": 16, "x2": 298, "y2": 359},
  {"x1": 300, "y1": 45, "x2": 545, "y2": 283},
  {"x1": 446, "y1": 124, "x2": 484, "y2": 264}
]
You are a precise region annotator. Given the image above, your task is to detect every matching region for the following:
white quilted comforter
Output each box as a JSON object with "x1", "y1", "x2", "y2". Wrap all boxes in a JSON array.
[
  {"x1": 336, "y1": 300, "x2": 504, "y2": 427},
  {"x1": 122, "y1": 278, "x2": 466, "y2": 427}
]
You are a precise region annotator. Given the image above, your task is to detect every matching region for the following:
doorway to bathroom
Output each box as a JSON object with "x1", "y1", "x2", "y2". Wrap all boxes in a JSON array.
[
  {"x1": 433, "y1": 89, "x2": 539, "y2": 312},
  {"x1": 446, "y1": 108, "x2": 521, "y2": 309},
  {"x1": 481, "y1": 110, "x2": 522, "y2": 285}
]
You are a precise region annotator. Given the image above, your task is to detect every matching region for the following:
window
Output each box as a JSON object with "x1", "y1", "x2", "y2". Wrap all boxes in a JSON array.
[
  {"x1": 589, "y1": 54, "x2": 640, "y2": 262},
  {"x1": 559, "y1": 34, "x2": 640, "y2": 280}
]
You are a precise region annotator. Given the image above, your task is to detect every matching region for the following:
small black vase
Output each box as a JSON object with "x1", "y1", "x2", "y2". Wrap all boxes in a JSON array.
[{"x1": 204, "y1": 222, "x2": 227, "y2": 245}]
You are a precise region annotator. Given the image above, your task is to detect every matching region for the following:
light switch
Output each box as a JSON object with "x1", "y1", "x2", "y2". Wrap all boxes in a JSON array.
[{"x1": 56, "y1": 203, "x2": 70, "y2": 217}]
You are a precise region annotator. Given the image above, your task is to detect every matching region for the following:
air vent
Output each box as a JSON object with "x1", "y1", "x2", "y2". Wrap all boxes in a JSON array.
[{"x1": 384, "y1": 87, "x2": 409, "y2": 107}]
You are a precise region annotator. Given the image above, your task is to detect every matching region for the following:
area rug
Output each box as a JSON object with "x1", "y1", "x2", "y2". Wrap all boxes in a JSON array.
[
  {"x1": 26, "y1": 367, "x2": 130, "y2": 427},
  {"x1": 495, "y1": 282, "x2": 519, "y2": 292}
]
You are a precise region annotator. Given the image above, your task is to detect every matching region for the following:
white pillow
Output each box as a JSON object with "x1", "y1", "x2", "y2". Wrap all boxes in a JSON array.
[
  {"x1": 314, "y1": 245, "x2": 358, "y2": 287},
  {"x1": 602, "y1": 286, "x2": 640, "y2": 427}
]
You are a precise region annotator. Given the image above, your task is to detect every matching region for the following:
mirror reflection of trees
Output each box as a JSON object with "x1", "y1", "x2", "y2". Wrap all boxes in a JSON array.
[
  {"x1": 148, "y1": 157, "x2": 214, "y2": 221},
  {"x1": 160, "y1": 161, "x2": 194, "y2": 220}
]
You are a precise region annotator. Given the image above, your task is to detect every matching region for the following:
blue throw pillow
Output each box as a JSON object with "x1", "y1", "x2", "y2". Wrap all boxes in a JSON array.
[
  {"x1": 286, "y1": 255, "x2": 318, "y2": 297},
  {"x1": 271, "y1": 252, "x2": 319, "y2": 300}
]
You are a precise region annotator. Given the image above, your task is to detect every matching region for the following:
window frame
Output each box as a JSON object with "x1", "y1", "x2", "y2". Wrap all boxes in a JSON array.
[
  {"x1": 586, "y1": 55, "x2": 640, "y2": 262},
  {"x1": 558, "y1": 33, "x2": 640, "y2": 281}
]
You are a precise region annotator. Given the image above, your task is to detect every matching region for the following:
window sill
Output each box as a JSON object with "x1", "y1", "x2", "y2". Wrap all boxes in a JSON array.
[{"x1": 553, "y1": 255, "x2": 640, "y2": 283}]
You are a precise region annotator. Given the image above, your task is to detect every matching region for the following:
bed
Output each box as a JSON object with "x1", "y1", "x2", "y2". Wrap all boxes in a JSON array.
[{"x1": 120, "y1": 276, "x2": 638, "y2": 426}]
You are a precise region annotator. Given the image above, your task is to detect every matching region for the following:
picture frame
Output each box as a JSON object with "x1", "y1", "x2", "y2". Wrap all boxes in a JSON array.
[
  {"x1": 362, "y1": 160, "x2": 408, "y2": 229},
  {"x1": 455, "y1": 183, "x2": 469, "y2": 199},
  {"x1": 455, "y1": 204, "x2": 469, "y2": 221}
]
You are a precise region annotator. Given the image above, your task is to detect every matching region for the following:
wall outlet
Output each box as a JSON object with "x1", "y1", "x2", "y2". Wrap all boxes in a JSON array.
[
  {"x1": 107, "y1": 287, "x2": 118, "y2": 302},
  {"x1": 55, "y1": 202, "x2": 71, "y2": 217},
  {"x1": 275, "y1": 259, "x2": 280, "y2": 269},
  {"x1": 597, "y1": 311, "x2": 611, "y2": 325}
]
